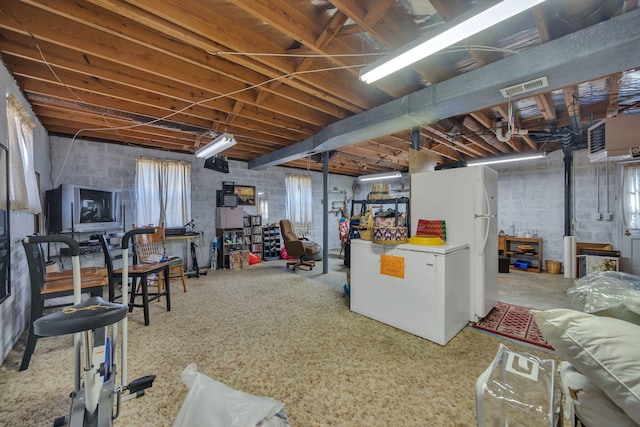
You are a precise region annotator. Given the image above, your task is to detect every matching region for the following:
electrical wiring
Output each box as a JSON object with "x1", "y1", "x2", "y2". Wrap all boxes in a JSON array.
[
  {"x1": 51, "y1": 61, "x2": 362, "y2": 186},
  {"x1": 9, "y1": 0, "x2": 530, "y2": 186}
]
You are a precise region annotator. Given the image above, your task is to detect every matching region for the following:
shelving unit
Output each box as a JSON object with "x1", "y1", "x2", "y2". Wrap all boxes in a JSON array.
[
  {"x1": 505, "y1": 236, "x2": 542, "y2": 273},
  {"x1": 262, "y1": 225, "x2": 281, "y2": 260},
  {"x1": 250, "y1": 215, "x2": 262, "y2": 254},
  {"x1": 216, "y1": 228, "x2": 248, "y2": 269},
  {"x1": 344, "y1": 197, "x2": 410, "y2": 268},
  {"x1": 348, "y1": 197, "x2": 410, "y2": 241}
]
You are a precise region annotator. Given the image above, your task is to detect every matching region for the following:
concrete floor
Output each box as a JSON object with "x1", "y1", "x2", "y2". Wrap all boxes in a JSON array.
[{"x1": 268, "y1": 248, "x2": 576, "y2": 311}]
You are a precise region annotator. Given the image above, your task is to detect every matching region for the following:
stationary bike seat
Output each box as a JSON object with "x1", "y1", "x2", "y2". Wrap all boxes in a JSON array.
[{"x1": 34, "y1": 296, "x2": 128, "y2": 337}]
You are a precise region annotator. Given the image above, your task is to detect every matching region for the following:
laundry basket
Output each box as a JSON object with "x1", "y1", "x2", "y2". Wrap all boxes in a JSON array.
[{"x1": 545, "y1": 260, "x2": 562, "y2": 274}]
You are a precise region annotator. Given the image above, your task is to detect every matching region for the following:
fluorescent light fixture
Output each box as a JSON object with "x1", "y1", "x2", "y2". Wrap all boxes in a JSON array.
[
  {"x1": 195, "y1": 133, "x2": 237, "y2": 158},
  {"x1": 358, "y1": 171, "x2": 402, "y2": 182},
  {"x1": 360, "y1": 0, "x2": 548, "y2": 84},
  {"x1": 468, "y1": 152, "x2": 546, "y2": 166}
]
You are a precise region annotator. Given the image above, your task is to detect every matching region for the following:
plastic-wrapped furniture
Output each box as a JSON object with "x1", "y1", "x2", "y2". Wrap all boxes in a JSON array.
[
  {"x1": 476, "y1": 344, "x2": 561, "y2": 426},
  {"x1": 174, "y1": 364, "x2": 290, "y2": 427}
]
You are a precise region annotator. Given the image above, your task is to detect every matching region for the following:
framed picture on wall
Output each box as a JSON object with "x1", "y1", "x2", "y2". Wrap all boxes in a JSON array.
[{"x1": 234, "y1": 185, "x2": 256, "y2": 206}]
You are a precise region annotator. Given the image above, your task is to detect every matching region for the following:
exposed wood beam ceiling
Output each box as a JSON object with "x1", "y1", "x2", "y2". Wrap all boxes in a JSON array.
[{"x1": 0, "y1": 0, "x2": 638, "y2": 176}]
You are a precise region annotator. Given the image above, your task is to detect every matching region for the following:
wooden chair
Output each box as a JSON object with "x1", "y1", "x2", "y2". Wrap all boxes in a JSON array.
[
  {"x1": 279, "y1": 219, "x2": 318, "y2": 271},
  {"x1": 98, "y1": 233, "x2": 171, "y2": 326},
  {"x1": 20, "y1": 237, "x2": 104, "y2": 371},
  {"x1": 132, "y1": 224, "x2": 187, "y2": 294}
]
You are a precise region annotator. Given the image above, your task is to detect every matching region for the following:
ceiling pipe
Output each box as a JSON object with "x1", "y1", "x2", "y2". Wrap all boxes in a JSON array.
[
  {"x1": 494, "y1": 120, "x2": 529, "y2": 142},
  {"x1": 462, "y1": 116, "x2": 510, "y2": 152},
  {"x1": 411, "y1": 127, "x2": 421, "y2": 150},
  {"x1": 564, "y1": 150, "x2": 573, "y2": 236}
]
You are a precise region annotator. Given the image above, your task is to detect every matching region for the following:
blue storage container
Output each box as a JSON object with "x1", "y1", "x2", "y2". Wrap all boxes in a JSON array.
[{"x1": 513, "y1": 260, "x2": 531, "y2": 269}]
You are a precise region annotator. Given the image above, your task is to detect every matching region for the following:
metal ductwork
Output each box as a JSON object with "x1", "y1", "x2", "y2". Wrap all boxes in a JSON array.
[
  {"x1": 435, "y1": 118, "x2": 462, "y2": 136},
  {"x1": 249, "y1": 10, "x2": 640, "y2": 170}
]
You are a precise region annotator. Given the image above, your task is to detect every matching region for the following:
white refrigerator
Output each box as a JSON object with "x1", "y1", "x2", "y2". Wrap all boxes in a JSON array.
[{"x1": 410, "y1": 165, "x2": 498, "y2": 322}]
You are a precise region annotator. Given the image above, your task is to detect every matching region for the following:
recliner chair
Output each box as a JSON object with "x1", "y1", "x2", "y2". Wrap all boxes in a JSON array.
[{"x1": 279, "y1": 219, "x2": 319, "y2": 271}]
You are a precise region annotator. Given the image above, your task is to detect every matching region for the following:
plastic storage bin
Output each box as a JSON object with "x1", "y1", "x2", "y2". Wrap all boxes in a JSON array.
[
  {"x1": 513, "y1": 259, "x2": 531, "y2": 269},
  {"x1": 476, "y1": 344, "x2": 561, "y2": 427}
]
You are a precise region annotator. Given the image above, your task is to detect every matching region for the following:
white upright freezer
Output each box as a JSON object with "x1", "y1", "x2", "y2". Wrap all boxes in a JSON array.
[{"x1": 410, "y1": 165, "x2": 498, "y2": 322}]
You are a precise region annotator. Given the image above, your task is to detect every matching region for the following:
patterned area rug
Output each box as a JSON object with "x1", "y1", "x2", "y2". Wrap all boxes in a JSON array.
[{"x1": 472, "y1": 301, "x2": 553, "y2": 350}]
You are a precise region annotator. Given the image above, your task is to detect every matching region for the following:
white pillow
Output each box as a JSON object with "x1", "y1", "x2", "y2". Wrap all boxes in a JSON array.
[{"x1": 533, "y1": 309, "x2": 640, "y2": 424}]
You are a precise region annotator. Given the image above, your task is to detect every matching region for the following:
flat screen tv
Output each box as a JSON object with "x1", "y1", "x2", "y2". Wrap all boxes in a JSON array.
[{"x1": 46, "y1": 184, "x2": 123, "y2": 233}]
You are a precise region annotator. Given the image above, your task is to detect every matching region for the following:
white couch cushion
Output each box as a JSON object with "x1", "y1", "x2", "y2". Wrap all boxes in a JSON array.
[{"x1": 533, "y1": 309, "x2": 640, "y2": 424}]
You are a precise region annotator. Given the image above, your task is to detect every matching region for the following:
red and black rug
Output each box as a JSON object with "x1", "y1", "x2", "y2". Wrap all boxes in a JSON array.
[{"x1": 472, "y1": 301, "x2": 553, "y2": 350}]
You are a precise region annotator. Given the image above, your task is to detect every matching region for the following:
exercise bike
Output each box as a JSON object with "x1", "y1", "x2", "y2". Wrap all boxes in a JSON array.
[{"x1": 27, "y1": 230, "x2": 156, "y2": 426}]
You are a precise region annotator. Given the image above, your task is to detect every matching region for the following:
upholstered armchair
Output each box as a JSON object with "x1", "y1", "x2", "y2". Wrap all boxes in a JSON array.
[{"x1": 279, "y1": 219, "x2": 318, "y2": 271}]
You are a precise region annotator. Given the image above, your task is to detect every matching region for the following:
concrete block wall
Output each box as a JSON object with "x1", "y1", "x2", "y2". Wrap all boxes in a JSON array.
[
  {"x1": 49, "y1": 136, "x2": 356, "y2": 264},
  {"x1": 493, "y1": 149, "x2": 619, "y2": 268},
  {"x1": 1, "y1": 61, "x2": 52, "y2": 363}
]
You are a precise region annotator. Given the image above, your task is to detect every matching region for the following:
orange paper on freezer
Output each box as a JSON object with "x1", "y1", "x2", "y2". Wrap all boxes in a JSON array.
[{"x1": 380, "y1": 254, "x2": 404, "y2": 279}]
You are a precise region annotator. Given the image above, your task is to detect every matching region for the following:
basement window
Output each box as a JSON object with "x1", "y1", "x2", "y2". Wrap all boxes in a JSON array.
[
  {"x1": 135, "y1": 157, "x2": 191, "y2": 227},
  {"x1": 6, "y1": 95, "x2": 40, "y2": 213},
  {"x1": 623, "y1": 163, "x2": 640, "y2": 229},
  {"x1": 285, "y1": 174, "x2": 313, "y2": 233}
]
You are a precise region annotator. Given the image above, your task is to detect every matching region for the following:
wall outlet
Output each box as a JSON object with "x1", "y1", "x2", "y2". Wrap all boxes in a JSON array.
[
  {"x1": 603, "y1": 212, "x2": 612, "y2": 221},
  {"x1": 591, "y1": 212, "x2": 602, "y2": 221}
]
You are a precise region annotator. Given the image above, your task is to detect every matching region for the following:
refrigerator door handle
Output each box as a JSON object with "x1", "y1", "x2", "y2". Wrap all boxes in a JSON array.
[
  {"x1": 477, "y1": 177, "x2": 494, "y2": 256},
  {"x1": 480, "y1": 179, "x2": 491, "y2": 217},
  {"x1": 479, "y1": 216, "x2": 489, "y2": 256}
]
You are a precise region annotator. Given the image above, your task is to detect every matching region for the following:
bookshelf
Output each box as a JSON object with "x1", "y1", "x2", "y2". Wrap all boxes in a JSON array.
[{"x1": 262, "y1": 225, "x2": 281, "y2": 260}]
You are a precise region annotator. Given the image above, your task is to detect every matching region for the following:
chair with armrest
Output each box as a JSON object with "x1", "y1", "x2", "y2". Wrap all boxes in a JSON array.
[
  {"x1": 20, "y1": 237, "x2": 104, "y2": 371},
  {"x1": 279, "y1": 219, "x2": 318, "y2": 271},
  {"x1": 132, "y1": 224, "x2": 187, "y2": 294}
]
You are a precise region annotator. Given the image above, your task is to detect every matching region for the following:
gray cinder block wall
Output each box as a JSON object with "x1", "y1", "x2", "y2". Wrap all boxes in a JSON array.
[
  {"x1": 1, "y1": 62, "x2": 52, "y2": 363},
  {"x1": 494, "y1": 149, "x2": 619, "y2": 266},
  {"x1": 49, "y1": 136, "x2": 356, "y2": 261}
]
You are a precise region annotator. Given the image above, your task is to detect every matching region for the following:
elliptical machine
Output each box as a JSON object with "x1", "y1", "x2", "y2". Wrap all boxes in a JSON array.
[{"x1": 27, "y1": 230, "x2": 156, "y2": 426}]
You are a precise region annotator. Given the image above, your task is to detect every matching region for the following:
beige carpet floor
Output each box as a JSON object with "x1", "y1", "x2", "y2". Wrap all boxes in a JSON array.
[{"x1": 0, "y1": 264, "x2": 559, "y2": 426}]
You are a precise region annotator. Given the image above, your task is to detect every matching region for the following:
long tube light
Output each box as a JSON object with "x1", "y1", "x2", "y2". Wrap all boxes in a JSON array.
[
  {"x1": 468, "y1": 152, "x2": 545, "y2": 166},
  {"x1": 195, "y1": 133, "x2": 237, "y2": 158},
  {"x1": 358, "y1": 171, "x2": 402, "y2": 182},
  {"x1": 360, "y1": 0, "x2": 548, "y2": 84}
]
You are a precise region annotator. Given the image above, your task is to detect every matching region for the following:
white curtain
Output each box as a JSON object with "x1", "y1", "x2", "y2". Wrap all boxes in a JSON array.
[
  {"x1": 285, "y1": 174, "x2": 313, "y2": 232},
  {"x1": 135, "y1": 157, "x2": 191, "y2": 227},
  {"x1": 7, "y1": 95, "x2": 41, "y2": 213},
  {"x1": 623, "y1": 163, "x2": 640, "y2": 229},
  {"x1": 258, "y1": 194, "x2": 269, "y2": 224}
]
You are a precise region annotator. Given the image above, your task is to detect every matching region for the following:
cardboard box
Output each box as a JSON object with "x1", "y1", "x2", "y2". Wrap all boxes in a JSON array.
[
  {"x1": 241, "y1": 250, "x2": 250, "y2": 268},
  {"x1": 229, "y1": 250, "x2": 242, "y2": 270}
]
